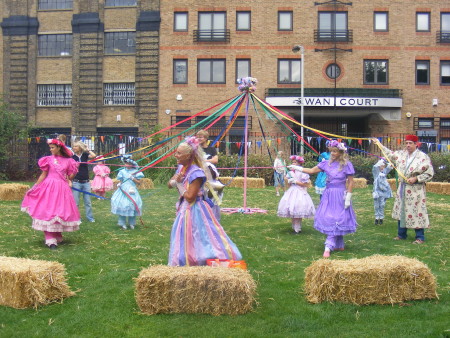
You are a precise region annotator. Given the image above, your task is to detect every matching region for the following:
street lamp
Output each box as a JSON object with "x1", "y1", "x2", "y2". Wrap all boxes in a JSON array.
[{"x1": 292, "y1": 45, "x2": 304, "y2": 154}]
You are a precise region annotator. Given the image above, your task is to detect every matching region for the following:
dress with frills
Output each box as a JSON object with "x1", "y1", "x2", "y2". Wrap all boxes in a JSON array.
[
  {"x1": 21, "y1": 155, "x2": 81, "y2": 232},
  {"x1": 277, "y1": 170, "x2": 315, "y2": 219},
  {"x1": 91, "y1": 164, "x2": 114, "y2": 193},
  {"x1": 168, "y1": 164, "x2": 242, "y2": 266},
  {"x1": 313, "y1": 160, "x2": 357, "y2": 235}
]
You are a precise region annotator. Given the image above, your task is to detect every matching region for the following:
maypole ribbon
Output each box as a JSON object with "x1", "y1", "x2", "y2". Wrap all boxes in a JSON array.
[{"x1": 372, "y1": 141, "x2": 408, "y2": 181}]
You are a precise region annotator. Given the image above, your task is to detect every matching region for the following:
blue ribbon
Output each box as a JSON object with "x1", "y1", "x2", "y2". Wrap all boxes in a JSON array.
[{"x1": 71, "y1": 186, "x2": 110, "y2": 200}]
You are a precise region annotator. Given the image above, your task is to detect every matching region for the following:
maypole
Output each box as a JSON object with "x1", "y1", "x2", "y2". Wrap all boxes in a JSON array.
[{"x1": 222, "y1": 77, "x2": 267, "y2": 215}]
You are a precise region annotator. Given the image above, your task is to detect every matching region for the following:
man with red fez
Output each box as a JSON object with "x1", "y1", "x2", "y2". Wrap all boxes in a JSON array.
[{"x1": 372, "y1": 135, "x2": 434, "y2": 244}]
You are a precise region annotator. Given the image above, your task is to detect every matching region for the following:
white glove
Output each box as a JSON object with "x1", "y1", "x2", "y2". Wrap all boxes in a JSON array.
[
  {"x1": 375, "y1": 159, "x2": 385, "y2": 167},
  {"x1": 169, "y1": 179, "x2": 177, "y2": 188},
  {"x1": 344, "y1": 192, "x2": 352, "y2": 209},
  {"x1": 176, "y1": 182, "x2": 186, "y2": 197},
  {"x1": 372, "y1": 191, "x2": 379, "y2": 199},
  {"x1": 287, "y1": 165, "x2": 303, "y2": 172},
  {"x1": 288, "y1": 178, "x2": 296, "y2": 184}
]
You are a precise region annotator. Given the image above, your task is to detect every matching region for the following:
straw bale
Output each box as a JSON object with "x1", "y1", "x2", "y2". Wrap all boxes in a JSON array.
[
  {"x1": 135, "y1": 265, "x2": 257, "y2": 315},
  {"x1": 0, "y1": 256, "x2": 75, "y2": 309},
  {"x1": 346, "y1": 178, "x2": 367, "y2": 189},
  {"x1": 387, "y1": 178, "x2": 397, "y2": 191},
  {"x1": 138, "y1": 178, "x2": 154, "y2": 190},
  {"x1": 441, "y1": 183, "x2": 450, "y2": 195},
  {"x1": 0, "y1": 183, "x2": 29, "y2": 201},
  {"x1": 304, "y1": 255, "x2": 438, "y2": 305},
  {"x1": 426, "y1": 182, "x2": 443, "y2": 194},
  {"x1": 220, "y1": 177, "x2": 265, "y2": 188}
]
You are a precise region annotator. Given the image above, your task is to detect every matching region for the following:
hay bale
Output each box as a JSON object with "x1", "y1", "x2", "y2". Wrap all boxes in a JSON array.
[
  {"x1": 441, "y1": 183, "x2": 450, "y2": 195},
  {"x1": 304, "y1": 255, "x2": 438, "y2": 305},
  {"x1": 135, "y1": 265, "x2": 257, "y2": 315},
  {"x1": 346, "y1": 178, "x2": 367, "y2": 189},
  {"x1": 0, "y1": 183, "x2": 30, "y2": 201},
  {"x1": 426, "y1": 182, "x2": 443, "y2": 194},
  {"x1": 220, "y1": 176, "x2": 265, "y2": 188},
  {"x1": 138, "y1": 178, "x2": 154, "y2": 190},
  {"x1": 0, "y1": 256, "x2": 75, "y2": 309},
  {"x1": 387, "y1": 178, "x2": 397, "y2": 191}
]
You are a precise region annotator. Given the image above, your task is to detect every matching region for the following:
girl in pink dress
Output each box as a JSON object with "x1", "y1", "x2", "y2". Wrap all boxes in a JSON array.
[
  {"x1": 277, "y1": 156, "x2": 315, "y2": 234},
  {"x1": 21, "y1": 139, "x2": 81, "y2": 249},
  {"x1": 91, "y1": 159, "x2": 113, "y2": 198}
]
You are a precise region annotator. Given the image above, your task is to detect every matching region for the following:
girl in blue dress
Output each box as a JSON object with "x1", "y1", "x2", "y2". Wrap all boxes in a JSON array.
[{"x1": 111, "y1": 155, "x2": 144, "y2": 230}]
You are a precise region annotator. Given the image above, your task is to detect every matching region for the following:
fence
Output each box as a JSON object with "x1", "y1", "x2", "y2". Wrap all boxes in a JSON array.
[{"x1": 3, "y1": 131, "x2": 448, "y2": 180}]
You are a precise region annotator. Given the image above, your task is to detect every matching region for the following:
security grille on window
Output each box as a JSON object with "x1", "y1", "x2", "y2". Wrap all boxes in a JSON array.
[
  {"x1": 38, "y1": 0, "x2": 73, "y2": 10},
  {"x1": 37, "y1": 84, "x2": 72, "y2": 106},
  {"x1": 38, "y1": 34, "x2": 72, "y2": 56},
  {"x1": 278, "y1": 59, "x2": 301, "y2": 83},
  {"x1": 105, "y1": 0, "x2": 136, "y2": 6},
  {"x1": 104, "y1": 32, "x2": 136, "y2": 54},
  {"x1": 104, "y1": 83, "x2": 135, "y2": 105},
  {"x1": 364, "y1": 60, "x2": 388, "y2": 84}
]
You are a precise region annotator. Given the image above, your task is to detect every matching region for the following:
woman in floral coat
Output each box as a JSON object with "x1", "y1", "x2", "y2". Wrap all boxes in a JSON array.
[{"x1": 372, "y1": 135, "x2": 434, "y2": 244}]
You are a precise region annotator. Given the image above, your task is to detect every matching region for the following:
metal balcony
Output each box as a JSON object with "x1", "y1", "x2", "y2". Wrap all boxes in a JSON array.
[
  {"x1": 436, "y1": 31, "x2": 450, "y2": 43},
  {"x1": 193, "y1": 29, "x2": 230, "y2": 43},
  {"x1": 314, "y1": 29, "x2": 353, "y2": 42}
]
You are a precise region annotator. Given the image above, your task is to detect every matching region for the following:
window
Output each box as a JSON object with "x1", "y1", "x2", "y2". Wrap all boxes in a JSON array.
[
  {"x1": 418, "y1": 118, "x2": 434, "y2": 129},
  {"x1": 374, "y1": 12, "x2": 388, "y2": 31},
  {"x1": 278, "y1": 11, "x2": 293, "y2": 31},
  {"x1": 174, "y1": 12, "x2": 188, "y2": 31},
  {"x1": 441, "y1": 119, "x2": 450, "y2": 128},
  {"x1": 364, "y1": 60, "x2": 388, "y2": 85},
  {"x1": 326, "y1": 63, "x2": 341, "y2": 79},
  {"x1": 198, "y1": 59, "x2": 226, "y2": 84},
  {"x1": 236, "y1": 11, "x2": 251, "y2": 31},
  {"x1": 440, "y1": 13, "x2": 450, "y2": 42},
  {"x1": 198, "y1": 12, "x2": 226, "y2": 41},
  {"x1": 416, "y1": 12, "x2": 430, "y2": 32},
  {"x1": 105, "y1": 0, "x2": 136, "y2": 6},
  {"x1": 38, "y1": 34, "x2": 72, "y2": 56},
  {"x1": 173, "y1": 59, "x2": 188, "y2": 84},
  {"x1": 37, "y1": 84, "x2": 72, "y2": 106},
  {"x1": 318, "y1": 12, "x2": 348, "y2": 41},
  {"x1": 38, "y1": 0, "x2": 73, "y2": 10},
  {"x1": 441, "y1": 61, "x2": 450, "y2": 85},
  {"x1": 104, "y1": 83, "x2": 135, "y2": 105},
  {"x1": 278, "y1": 59, "x2": 301, "y2": 84},
  {"x1": 104, "y1": 32, "x2": 136, "y2": 54},
  {"x1": 416, "y1": 61, "x2": 430, "y2": 85},
  {"x1": 236, "y1": 59, "x2": 251, "y2": 81}
]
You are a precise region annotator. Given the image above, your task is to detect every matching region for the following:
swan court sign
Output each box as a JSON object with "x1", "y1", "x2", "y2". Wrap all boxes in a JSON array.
[{"x1": 265, "y1": 96, "x2": 403, "y2": 108}]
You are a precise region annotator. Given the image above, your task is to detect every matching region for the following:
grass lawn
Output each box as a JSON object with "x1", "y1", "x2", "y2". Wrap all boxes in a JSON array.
[{"x1": 0, "y1": 182, "x2": 449, "y2": 337}]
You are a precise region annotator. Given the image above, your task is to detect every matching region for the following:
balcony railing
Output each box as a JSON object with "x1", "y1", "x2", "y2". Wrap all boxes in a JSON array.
[
  {"x1": 314, "y1": 29, "x2": 353, "y2": 42},
  {"x1": 193, "y1": 29, "x2": 230, "y2": 42},
  {"x1": 436, "y1": 31, "x2": 450, "y2": 43}
]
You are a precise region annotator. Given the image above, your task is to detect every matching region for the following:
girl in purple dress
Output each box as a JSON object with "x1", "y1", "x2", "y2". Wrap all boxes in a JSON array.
[
  {"x1": 277, "y1": 155, "x2": 315, "y2": 234},
  {"x1": 288, "y1": 140, "x2": 357, "y2": 257},
  {"x1": 21, "y1": 139, "x2": 81, "y2": 249},
  {"x1": 167, "y1": 137, "x2": 242, "y2": 266}
]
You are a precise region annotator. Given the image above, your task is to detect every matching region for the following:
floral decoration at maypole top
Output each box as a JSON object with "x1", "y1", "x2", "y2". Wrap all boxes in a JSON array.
[{"x1": 237, "y1": 77, "x2": 258, "y2": 93}]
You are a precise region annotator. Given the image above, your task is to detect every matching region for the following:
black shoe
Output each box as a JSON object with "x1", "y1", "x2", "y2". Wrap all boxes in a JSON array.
[
  {"x1": 49, "y1": 244, "x2": 57, "y2": 250},
  {"x1": 379, "y1": 219, "x2": 383, "y2": 225},
  {"x1": 375, "y1": 219, "x2": 379, "y2": 225}
]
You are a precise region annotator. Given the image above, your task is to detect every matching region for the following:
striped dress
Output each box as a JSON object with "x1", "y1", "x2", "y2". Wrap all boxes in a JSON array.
[{"x1": 168, "y1": 164, "x2": 242, "y2": 266}]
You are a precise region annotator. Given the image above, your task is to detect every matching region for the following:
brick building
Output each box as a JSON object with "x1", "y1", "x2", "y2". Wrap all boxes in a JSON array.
[
  {"x1": 0, "y1": 0, "x2": 449, "y2": 150},
  {"x1": 0, "y1": 0, "x2": 160, "y2": 137},
  {"x1": 159, "y1": 0, "x2": 450, "y2": 149}
]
